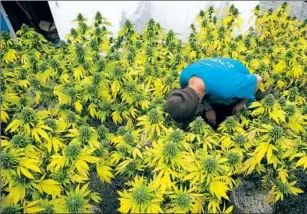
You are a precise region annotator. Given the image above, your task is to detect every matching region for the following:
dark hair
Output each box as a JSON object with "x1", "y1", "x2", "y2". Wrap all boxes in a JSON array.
[{"x1": 165, "y1": 87, "x2": 201, "y2": 123}]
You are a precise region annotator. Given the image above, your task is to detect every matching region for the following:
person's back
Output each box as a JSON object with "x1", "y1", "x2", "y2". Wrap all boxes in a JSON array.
[{"x1": 179, "y1": 58, "x2": 257, "y2": 105}]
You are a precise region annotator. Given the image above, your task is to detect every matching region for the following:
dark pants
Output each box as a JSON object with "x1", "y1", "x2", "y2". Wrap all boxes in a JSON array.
[
  {"x1": 177, "y1": 102, "x2": 238, "y2": 131},
  {"x1": 202, "y1": 88, "x2": 275, "y2": 130},
  {"x1": 177, "y1": 89, "x2": 274, "y2": 131}
]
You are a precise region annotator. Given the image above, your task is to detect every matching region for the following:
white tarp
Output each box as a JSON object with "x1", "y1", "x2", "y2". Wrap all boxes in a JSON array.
[{"x1": 49, "y1": 1, "x2": 259, "y2": 42}]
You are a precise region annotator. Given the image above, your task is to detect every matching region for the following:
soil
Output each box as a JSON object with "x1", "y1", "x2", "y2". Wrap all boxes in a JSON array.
[
  {"x1": 89, "y1": 172, "x2": 125, "y2": 214},
  {"x1": 88, "y1": 170, "x2": 307, "y2": 214},
  {"x1": 274, "y1": 170, "x2": 307, "y2": 214}
]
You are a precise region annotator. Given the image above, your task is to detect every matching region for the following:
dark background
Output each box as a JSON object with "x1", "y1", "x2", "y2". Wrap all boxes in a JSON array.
[{"x1": 2, "y1": 1, "x2": 59, "y2": 42}]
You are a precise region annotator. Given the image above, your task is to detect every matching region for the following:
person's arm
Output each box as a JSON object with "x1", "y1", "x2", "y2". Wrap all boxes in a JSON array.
[
  {"x1": 233, "y1": 74, "x2": 263, "y2": 114},
  {"x1": 203, "y1": 100, "x2": 213, "y2": 111},
  {"x1": 202, "y1": 100, "x2": 216, "y2": 125},
  {"x1": 200, "y1": 94, "x2": 217, "y2": 125}
]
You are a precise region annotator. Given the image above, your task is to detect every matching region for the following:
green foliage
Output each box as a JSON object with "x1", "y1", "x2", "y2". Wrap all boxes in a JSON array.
[{"x1": 1, "y1": 3, "x2": 307, "y2": 213}]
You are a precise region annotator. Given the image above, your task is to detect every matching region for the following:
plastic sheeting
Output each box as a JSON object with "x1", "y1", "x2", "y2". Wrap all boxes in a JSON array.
[
  {"x1": 49, "y1": 1, "x2": 259, "y2": 42},
  {"x1": 260, "y1": 1, "x2": 307, "y2": 21}
]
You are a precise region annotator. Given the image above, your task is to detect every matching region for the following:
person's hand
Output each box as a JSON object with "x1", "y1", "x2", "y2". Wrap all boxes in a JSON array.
[
  {"x1": 205, "y1": 109, "x2": 216, "y2": 125},
  {"x1": 232, "y1": 103, "x2": 247, "y2": 114}
]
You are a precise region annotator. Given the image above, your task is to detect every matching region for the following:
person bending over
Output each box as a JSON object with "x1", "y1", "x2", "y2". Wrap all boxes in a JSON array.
[{"x1": 165, "y1": 58, "x2": 262, "y2": 129}]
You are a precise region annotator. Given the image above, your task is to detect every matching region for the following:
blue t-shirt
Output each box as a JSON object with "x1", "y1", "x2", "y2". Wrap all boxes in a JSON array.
[{"x1": 179, "y1": 58, "x2": 257, "y2": 106}]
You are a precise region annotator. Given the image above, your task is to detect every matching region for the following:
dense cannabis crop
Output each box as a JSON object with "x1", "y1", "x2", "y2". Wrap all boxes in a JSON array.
[{"x1": 1, "y1": 4, "x2": 306, "y2": 213}]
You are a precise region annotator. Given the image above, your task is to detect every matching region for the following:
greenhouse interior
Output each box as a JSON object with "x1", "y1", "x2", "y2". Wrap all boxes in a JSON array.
[{"x1": 1, "y1": 1, "x2": 307, "y2": 213}]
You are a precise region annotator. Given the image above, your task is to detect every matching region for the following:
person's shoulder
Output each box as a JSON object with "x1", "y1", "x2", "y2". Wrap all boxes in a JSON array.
[{"x1": 180, "y1": 64, "x2": 195, "y2": 79}]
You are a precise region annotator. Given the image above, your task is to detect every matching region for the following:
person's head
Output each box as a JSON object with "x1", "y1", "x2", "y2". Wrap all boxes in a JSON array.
[{"x1": 164, "y1": 87, "x2": 204, "y2": 124}]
